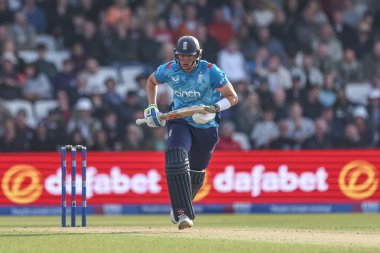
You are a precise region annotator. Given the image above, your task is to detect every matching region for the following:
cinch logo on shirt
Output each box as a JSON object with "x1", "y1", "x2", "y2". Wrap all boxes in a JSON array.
[{"x1": 174, "y1": 90, "x2": 201, "y2": 98}]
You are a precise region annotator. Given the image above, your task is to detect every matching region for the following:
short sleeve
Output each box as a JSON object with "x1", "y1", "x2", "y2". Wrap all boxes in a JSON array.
[
  {"x1": 154, "y1": 62, "x2": 173, "y2": 84},
  {"x1": 209, "y1": 64, "x2": 229, "y2": 89}
]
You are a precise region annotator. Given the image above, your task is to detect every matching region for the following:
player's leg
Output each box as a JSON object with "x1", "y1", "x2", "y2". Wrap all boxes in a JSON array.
[
  {"x1": 188, "y1": 126, "x2": 218, "y2": 200},
  {"x1": 166, "y1": 121, "x2": 194, "y2": 229}
]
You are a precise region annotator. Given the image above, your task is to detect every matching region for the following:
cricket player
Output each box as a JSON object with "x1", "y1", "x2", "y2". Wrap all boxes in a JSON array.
[{"x1": 144, "y1": 36, "x2": 238, "y2": 229}]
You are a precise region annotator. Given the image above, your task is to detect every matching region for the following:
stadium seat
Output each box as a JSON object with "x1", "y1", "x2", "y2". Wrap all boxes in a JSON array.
[
  {"x1": 34, "y1": 34, "x2": 57, "y2": 51},
  {"x1": 345, "y1": 83, "x2": 372, "y2": 105},
  {"x1": 120, "y1": 66, "x2": 144, "y2": 90},
  {"x1": 18, "y1": 50, "x2": 71, "y2": 71},
  {"x1": 34, "y1": 100, "x2": 58, "y2": 120},
  {"x1": 98, "y1": 67, "x2": 119, "y2": 82},
  {"x1": 45, "y1": 51, "x2": 71, "y2": 70},
  {"x1": 18, "y1": 50, "x2": 38, "y2": 63},
  {"x1": 3, "y1": 99, "x2": 36, "y2": 127}
]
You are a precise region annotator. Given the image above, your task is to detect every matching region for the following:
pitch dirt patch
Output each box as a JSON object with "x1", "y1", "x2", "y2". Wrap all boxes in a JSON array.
[{"x1": 2, "y1": 227, "x2": 380, "y2": 248}]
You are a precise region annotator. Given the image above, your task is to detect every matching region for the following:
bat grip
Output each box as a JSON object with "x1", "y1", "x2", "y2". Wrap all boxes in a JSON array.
[{"x1": 136, "y1": 118, "x2": 147, "y2": 125}]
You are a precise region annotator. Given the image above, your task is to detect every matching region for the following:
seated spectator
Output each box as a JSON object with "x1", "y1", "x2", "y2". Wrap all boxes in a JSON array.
[
  {"x1": 207, "y1": 6, "x2": 234, "y2": 48},
  {"x1": 81, "y1": 58, "x2": 106, "y2": 94},
  {"x1": 67, "y1": 97, "x2": 102, "y2": 146},
  {"x1": 102, "y1": 78, "x2": 123, "y2": 109},
  {"x1": 215, "y1": 121, "x2": 242, "y2": 151},
  {"x1": 0, "y1": 53, "x2": 24, "y2": 100},
  {"x1": 267, "y1": 54, "x2": 292, "y2": 92},
  {"x1": 34, "y1": 43, "x2": 57, "y2": 81},
  {"x1": 106, "y1": 0, "x2": 131, "y2": 28},
  {"x1": 14, "y1": 109, "x2": 34, "y2": 151},
  {"x1": 54, "y1": 59, "x2": 77, "y2": 100},
  {"x1": 234, "y1": 91, "x2": 261, "y2": 135},
  {"x1": 269, "y1": 119, "x2": 300, "y2": 150},
  {"x1": 139, "y1": 22, "x2": 163, "y2": 67},
  {"x1": 292, "y1": 50, "x2": 323, "y2": 88},
  {"x1": 23, "y1": 63, "x2": 52, "y2": 102},
  {"x1": 286, "y1": 74, "x2": 307, "y2": 106},
  {"x1": 177, "y1": 3, "x2": 199, "y2": 37},
  {"x1": 195, "y1": 24, "x2": 220, "y2": 64},
  {"x1": 255, "y1": 76, "x2": 273, "y2": 109},
  {"x1": 303, "y1": 85, "x2": 322, "y2": 119},
  {"x1": 30, "y1": 122, "x2": 56, "y2": 151},
  {"x1": 0, "y1": 117, "x2": 26, "y2": 152},
  {"x1": 70, "y1": 42, "x2": 87, "y2": 73},
  {"x1": 287, "y1": 102, "x2": 315, "y2": 144},
  {"x1": 256, "y1": 26, "x2": 287, "y2": 63},
  {"x1": 0, "y1": 0, "x2": 13, "y2": 25},
  {"x1": 352, "y1": 106, "x2": 375, "y2": 147},
  {"x1": 8, "y1": 12, "x2": 35, "y2": 50},
  {"x1": 319, "y1": 72, "x2": 338, "y2": 108},
  {"x1": 121, "y1": 123, "x2": 144, "y2": 150},
  {"x1": 250, "y1": 107, "x2": 278, "y2": 149},
  {"x1": 336, "y1": 123, "x2": 366, "y2": 149},
  {"x1": 92, "y1": 129, "x2": 112, "y2": 151},
  {"x1": 217, "y1": 37, "x2": 246, "y2": 83},
  {"x1": 273, "y1": 88, "x2": 289, "y2": 121},
  {"x1": 302, "y1": 118, "x2": 332, "y2": 149},
  {"x1": 338, "y1": 48, "x2": 364, "y2": 83},
  {"x1": 143, "y1": 127, "x2": 167, "y2": 151},
  {"x1": 22, "y1": 0, "x2": 47, "y2": 33},
  {"x1": 313, "y1": 23, "x2": 343, "y2": 62},
  {"x1": 102, "y1": 110, "x2": 121, "y2": 149}
]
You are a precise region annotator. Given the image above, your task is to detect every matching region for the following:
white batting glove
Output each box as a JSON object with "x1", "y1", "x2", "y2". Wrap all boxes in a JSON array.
[{"x1": 144, "y1": 104, "x2": 166, "y2": 127}]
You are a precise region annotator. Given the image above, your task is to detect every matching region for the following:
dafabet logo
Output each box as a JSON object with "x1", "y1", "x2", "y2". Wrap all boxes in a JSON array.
[
  {"x1": 339, "y1": 161, "x2": 378, "y2": 200},
  {"x1": 2, "y1": 165, "x2": 42, "y2": 204}
]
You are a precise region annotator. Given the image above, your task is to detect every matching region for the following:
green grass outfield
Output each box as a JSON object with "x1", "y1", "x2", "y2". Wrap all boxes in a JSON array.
[{"x1": 0, "y1": 214, "x2": 379, "y2": 253}]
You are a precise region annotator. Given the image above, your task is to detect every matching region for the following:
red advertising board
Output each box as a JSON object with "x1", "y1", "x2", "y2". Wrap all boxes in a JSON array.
[{"x1": 0, "y1": 151, "x2": 379, "y2": 206}]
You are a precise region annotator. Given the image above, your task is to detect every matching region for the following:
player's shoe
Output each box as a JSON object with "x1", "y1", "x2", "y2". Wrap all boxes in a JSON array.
[
  {"x1": 178, "y1": 214, "x2": 193, "y2": 230},
  {"x1": 170, "y1": 209, "x2": 177, "y2": 224}
]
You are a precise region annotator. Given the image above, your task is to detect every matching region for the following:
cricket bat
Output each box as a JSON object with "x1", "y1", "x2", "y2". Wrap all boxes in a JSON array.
[{"x1": 136, "y1": 105, "x2": 215, "y2": 125}]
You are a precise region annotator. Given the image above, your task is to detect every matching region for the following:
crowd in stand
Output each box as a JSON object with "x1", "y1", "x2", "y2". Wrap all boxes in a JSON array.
[{"x1": 0, "y1": 0, "x2": 380, "y2": 152}]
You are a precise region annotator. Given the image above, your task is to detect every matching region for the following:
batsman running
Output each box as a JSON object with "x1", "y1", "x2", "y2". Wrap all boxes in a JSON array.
[{"x1": 143, "y1": 36, "x2": 238, "y2": 230}]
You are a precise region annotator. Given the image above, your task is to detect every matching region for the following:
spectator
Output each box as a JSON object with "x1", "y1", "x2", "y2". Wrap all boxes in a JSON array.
[
  {"x1": 256, "y1": 26, "x2": 287, "y2": 63},
  {"x1": 139, "y1": 22, "x2": 163, "y2": 67},
  {"x1": 303, "y1": 85, "x2": 322, "y2": 120},
  {"x1": 102, "y1": 77, "x2": 123, "y2": 109},
  {"x1": 267, "y1": 54, "x2": 292, "y2": 91},
  {"x1": 234, "y1": 91, "x2": 261, "y2": 135},
  {"x1": 0, "y1": 118, "x2": 25, "y2": 152},
  {"x1": 92, "y1": 129, "x2": 112, "y2": 151},
  {"x1": 287, "y1": 102, "x2": 315, "y2": 144},
  {"x1": 336, "y1": 123, "x2": 366, "y2": 149},
  {"x1": 215, "y1": 120, "x2": 242, "y2": 151},
  {"x1": 34, "y1": 43, "x2": 57, "y2": 81},
  {"x1": 8, "y1": 12, "x2": 35, "y2": 50},
  {"x1": 0, "y1": 53, "x2": 24, "y2": 100},
  {"x1": 207, "y1": 6, "x2": 235, "y2": 48},
  {"x1": 302, "y1": 118, "x2": 332, "y2": 149},
  {"x1": 338, "y1": 48, "x2": 364, "y2": 83},
  {"x1": 106, "y1": 0, "x2": 131, "y2": 28},
  {"x1": 269, "y1": 119, "x2": 300, "y2": 150},
  {"x1": 70, "y1": 42, "x2": 87, "y2": 73},
  {"x1": 30, "y1": 122, "x2": 56, "y2": 151},
  {"x1": 54, "y1": 59, "x2": 77, "y2": 98},
  {"x1": 67, "y1": 97, "x2": 102, "y2": 146},
  {"x1": 143, "y1": 127, "x2": 167, "y2": 150},
  {"x1": 217, "y1": 37, "x2": 246, "y2": 83},
  {"x1": 319, "y1": 72, "x2": 338, "y2": 108},
  {"x1": 23, "y1": 63, "x2": 52, "y2": 102},
  {"x1": 250, "y1": 107, "x2": 278, "y2": 149},
  {"x1": 22, "y1": 0, "x2": 47, "y2": 33},
  {"x1": 367, "y1": 89, "x2": 380, "y2": 132},
  {"x1": 177, "y1": 3, "x2": 199, "y2": 37},
  {"x1": 0, "y1": 0, "x2": 13, "y2": 25},
  {"x1": 14, "y1": 109, "x2": 34, "y2": 151},
  {"x1": 196, "y1": 23, "x2": 220, "y2": 64},
  {"x1": 121, "y1": 123, "x2": 144, "y2": 150}
]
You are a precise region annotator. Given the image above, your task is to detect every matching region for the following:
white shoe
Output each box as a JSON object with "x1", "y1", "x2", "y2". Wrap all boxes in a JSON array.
[
  {"x1": 170, "y1": 209, "x2": 177, "y2": 224},
  {"x1": 178, "y1": 214, "x2": 193, "y2": 230}
]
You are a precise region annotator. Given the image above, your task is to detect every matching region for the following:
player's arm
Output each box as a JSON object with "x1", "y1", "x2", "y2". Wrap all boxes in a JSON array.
[
  {"x1": 146, "y1": 73, "x2": 159, "y2": 105},
  {"x1": 214, "y1": 81, "x2": 238, "y2": 112}
]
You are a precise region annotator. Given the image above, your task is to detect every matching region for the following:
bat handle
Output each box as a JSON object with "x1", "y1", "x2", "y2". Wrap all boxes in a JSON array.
[{"x1": 136, "y1": 118, "x2": 147, "y2": 125}]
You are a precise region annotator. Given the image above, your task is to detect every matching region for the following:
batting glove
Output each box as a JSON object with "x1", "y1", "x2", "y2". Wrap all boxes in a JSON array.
[{"x1": 144, "y1": 104, "x2": 166, "y2": 127}]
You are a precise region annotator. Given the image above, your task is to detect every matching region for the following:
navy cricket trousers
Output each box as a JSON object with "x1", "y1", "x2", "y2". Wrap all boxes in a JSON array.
[{"x1": 167, "y1": 119, "x2": 218, "y2": 171}]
